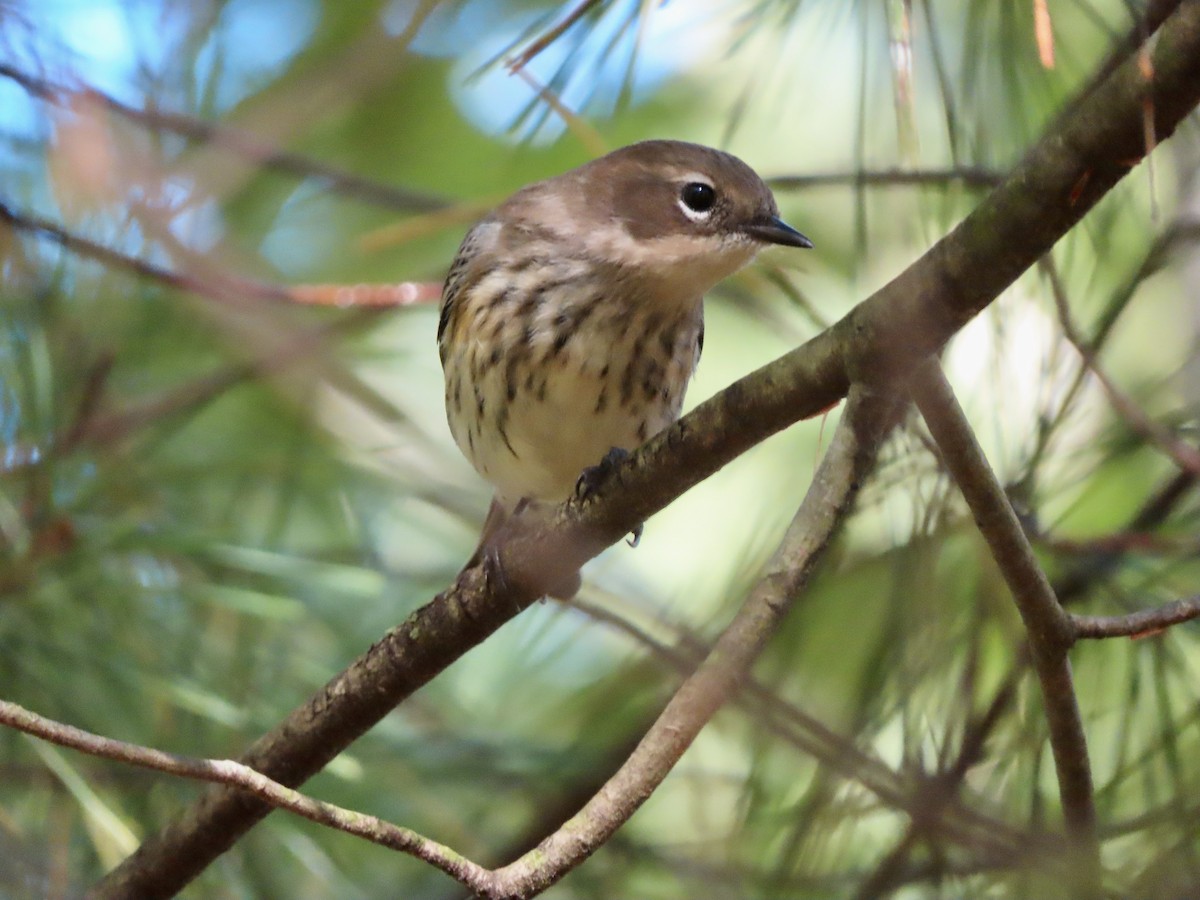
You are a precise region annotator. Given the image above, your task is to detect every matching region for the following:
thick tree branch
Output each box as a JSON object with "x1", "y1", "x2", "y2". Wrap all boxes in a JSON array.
[{"x1": 91, "y1": 5, "x2": 1200, "y2": 897}]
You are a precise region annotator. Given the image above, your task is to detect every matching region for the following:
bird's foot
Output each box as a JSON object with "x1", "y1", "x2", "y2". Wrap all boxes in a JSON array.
[
  {"x1": 574, "y1": 447, "x2": 632, "y2": 501},
  {"x1": 574, "y1": 448, "x2": 644, "y2": 550}
]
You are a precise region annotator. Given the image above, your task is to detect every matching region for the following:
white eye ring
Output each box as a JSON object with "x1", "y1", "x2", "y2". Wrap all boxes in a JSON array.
[{"x1": 677, "y1": 181, "x2": 716, "y2": 222}]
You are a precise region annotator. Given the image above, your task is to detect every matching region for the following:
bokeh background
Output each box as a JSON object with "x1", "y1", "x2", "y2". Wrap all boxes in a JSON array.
[{"x1": 2, "y1": 1, "x2": 1199, "y2": 897}]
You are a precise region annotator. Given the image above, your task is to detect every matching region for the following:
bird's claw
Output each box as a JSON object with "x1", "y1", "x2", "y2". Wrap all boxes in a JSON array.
[
  {"x1": 481, "y1": 542, "x2": 512, "y2": 597},
  {"x1": 574, "y1": 449, "x2": 644, "y2": 549},
  {"x1": 626, "y1": 523, "x2": 643, "y2": 548},
  {"x1": 575, "y1": 447, "x2": 632, "y2": 501}
]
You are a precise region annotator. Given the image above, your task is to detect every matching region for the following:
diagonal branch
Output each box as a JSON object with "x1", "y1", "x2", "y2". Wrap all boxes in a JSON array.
[
  {"x1": 910, "y1": 362, "x2": 1097, "y2": 893},
  {"x1": 0, "y1": 62, "x2": 448, "y2": 213},
  {"x1": 0, "y1": 700, "x2": 492, "y2": 885},
  {"x1": 0, "y1": 199, "x2": 290, "y2": 302},
  {"x1": 1042, "y1": 255, "x2": 1200, "y2": 475},
  {"x1": 91, "y1": 5, "x2": 1200, "y2": 897},
  {"x1": 571, "y1": 595, "x2": 1043, "y2": 866}
]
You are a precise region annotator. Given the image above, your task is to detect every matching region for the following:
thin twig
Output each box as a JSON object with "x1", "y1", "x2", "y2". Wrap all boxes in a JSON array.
[
  {"x1": 1072, "y1": 595, "x2": 1200, "y2": 639},
  {"x1": 0, "y1": 199, "x2": 436, "y2": 309},
  {"x1": 1042, "y1": 256, "x2": 1200, "y2": 475},
  {"x1": 768, "y1": 167, "x2": 1002, "y2": 191},
  {"x1": 509, "y1": 66, "x2": 607, "y2": 158},
  {"x1": 0, "y1": 199, "x2": 287, "y2": 302},
  {"x1": 0, "y1": 699, "x2": 497, "y2": 890},
  {"x1": 571, "y1": 594, "x2": 1040, "y2": 866},
  {"x1": 852, "y1": 677, "x2": 1020, "y2": 900},
  {"x1": 275, "y1": 282, "x2": 441, "y2": 307},
  {"x1": 0, "y1": 63, "x2": 448, "y2": 213},
  {"x1": 506, "y1": 0, "x2": 607, "y2": 71}
]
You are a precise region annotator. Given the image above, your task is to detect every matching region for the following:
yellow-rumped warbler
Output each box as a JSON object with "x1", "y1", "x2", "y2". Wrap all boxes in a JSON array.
[{"x1": 438, "y1": 140, "x2": 810, "y2": 587}]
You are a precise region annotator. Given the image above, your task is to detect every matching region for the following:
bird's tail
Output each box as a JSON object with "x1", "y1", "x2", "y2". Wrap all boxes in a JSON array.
[{"x1": 460, "y1": 497, "x2": 581, "y2": 599}]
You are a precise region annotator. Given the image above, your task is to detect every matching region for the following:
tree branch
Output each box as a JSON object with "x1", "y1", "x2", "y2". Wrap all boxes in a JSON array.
[
  {"x1": 0, "y1": 700, "x2": 497, "y2": 886},
  {"x1": 1071, "y1": 595, "x2": 1200, "y2": 639},
  {"x1": 0, "y1": 62, "x2": 448, "y2": 213},
  {"x1": 0, "y1": 199, "x2": 288, "y2": 302},
  {"x1": 571, "y1": 595, "x2": 1043, "y2": 866},
  {"x1": 1043, "y1": 255, "x2": 1200, "y2": 475},
  {"x1": 91, "y1": 5, "x2": 1200, "y2": 896},
  {"x1": 910, "y1": 362, "x2": 1098, "y2": 893}
]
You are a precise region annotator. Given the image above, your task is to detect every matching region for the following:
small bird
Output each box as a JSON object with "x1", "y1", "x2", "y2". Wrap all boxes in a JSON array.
[{"x1": 438, "y1": 140, "x2": 811, "y2": 588}]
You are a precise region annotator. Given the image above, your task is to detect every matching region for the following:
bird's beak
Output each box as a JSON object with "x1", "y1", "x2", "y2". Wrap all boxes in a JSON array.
[{"x1": 744, "y1": 216, "x2": 813, "y2": 249}]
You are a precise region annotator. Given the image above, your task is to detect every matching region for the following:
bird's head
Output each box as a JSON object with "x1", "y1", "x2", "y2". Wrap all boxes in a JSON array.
[{"x1": 503, "y1": 140, "x2": 811, "y2": 304}]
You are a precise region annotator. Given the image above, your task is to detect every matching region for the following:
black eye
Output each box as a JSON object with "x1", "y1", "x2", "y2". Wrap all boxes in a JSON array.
[{"x1": 680, "y1": 182, "x2": 716, "y2": 213}]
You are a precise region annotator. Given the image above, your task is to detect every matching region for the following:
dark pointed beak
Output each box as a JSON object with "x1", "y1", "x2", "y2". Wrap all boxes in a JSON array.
[{"x1": 744, "y1": 216, "x2": 813, "y2": 249}]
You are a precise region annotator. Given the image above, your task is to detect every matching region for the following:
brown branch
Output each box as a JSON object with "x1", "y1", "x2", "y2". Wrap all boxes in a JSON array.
[
  {"x1": 0, "y1": 699, "x2": 496, "y2": 888},
  {"x1": 1027, "y1": 221, "x2": 1200, "y2": 478},
  {"x1": 1054, "y1": 469, "x2": 1197, "y2": 606},
  {"x1": 910, "y1": 363, "x2": 1098, "y2": 893},
  {"x1": 1071, "y1": 594, "x2": 1200, "y2": 639},
  {"x1": 916, "y1": 464, "x2": 1200, "y2": 884},
  {"x1": 0, "y1": 199, "x2": 290, "y2": 303},
  {"x1": 851, "y1": 676, "x2": 1022, "y2": 900},
  {"x1": 287, "y1": 282, "x2": 442, "y2": 307},
  {"x1": 92, "y1": 5, "x2": 1200, "y2": 897},
  {"x1": 1043, "y1": 531, "x2": 1200, "y2": 557},
  {"x1": 0, "y1": 62, "x2": 448, "y2": 213}
]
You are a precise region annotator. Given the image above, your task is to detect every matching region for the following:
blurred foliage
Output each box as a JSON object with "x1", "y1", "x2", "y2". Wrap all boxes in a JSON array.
[{"x1": 1, "y1": 0, "x2": 1199, "y2": 897}]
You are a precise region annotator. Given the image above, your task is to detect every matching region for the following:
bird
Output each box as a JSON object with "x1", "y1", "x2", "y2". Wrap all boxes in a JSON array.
[{"x1": 438, "y1": 139, "x2": 811, "y2": 592}]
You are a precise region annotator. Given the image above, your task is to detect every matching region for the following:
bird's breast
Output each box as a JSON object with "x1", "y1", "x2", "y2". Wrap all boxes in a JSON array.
[{"x1": 444, "y1": 266, "x2": 703, "y2": 506}]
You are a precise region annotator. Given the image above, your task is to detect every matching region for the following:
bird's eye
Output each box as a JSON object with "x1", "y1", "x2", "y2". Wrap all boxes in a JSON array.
[{"x1": 679, "y1": 182, "x2": 716, "y2": 214}]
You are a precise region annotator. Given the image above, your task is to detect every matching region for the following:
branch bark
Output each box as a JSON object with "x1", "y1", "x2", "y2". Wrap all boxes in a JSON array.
[
  {"x1": 1072, "y1": 595, "x2": 1200, "y2": 639},
  {"x1": 88, "y1": 4, "x2": 1200, "y2": 896},
  {"x1": 910, "y1": 362, "x2": 1098, "y2": 894}
]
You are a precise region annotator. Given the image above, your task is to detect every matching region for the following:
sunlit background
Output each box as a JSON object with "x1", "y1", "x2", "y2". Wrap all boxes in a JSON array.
[{"x1": 2, "y1": 1, "x2": 1199, "y2": 897}]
